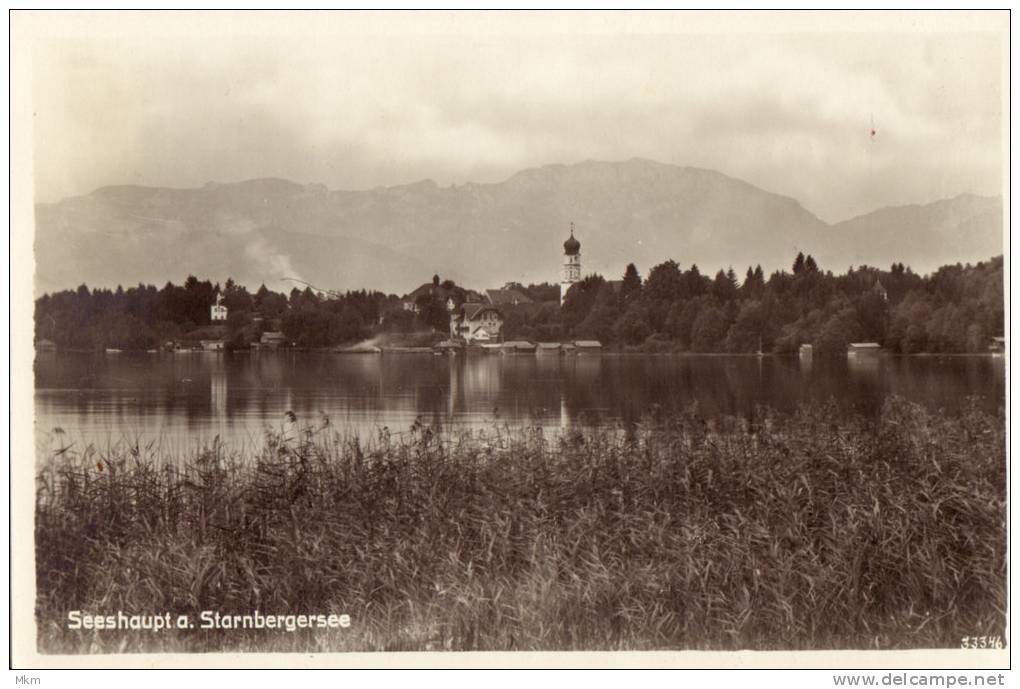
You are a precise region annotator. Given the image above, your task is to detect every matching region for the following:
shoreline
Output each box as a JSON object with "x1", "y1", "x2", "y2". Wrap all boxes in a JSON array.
[{"x1": 36, "y1": 347, "x2": 1009, "y2": 358}]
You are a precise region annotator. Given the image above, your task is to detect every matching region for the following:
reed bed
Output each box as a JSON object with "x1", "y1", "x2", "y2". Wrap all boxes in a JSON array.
[{"x1": 35, "y1": 398, "x2": 1006, "y2": 653}]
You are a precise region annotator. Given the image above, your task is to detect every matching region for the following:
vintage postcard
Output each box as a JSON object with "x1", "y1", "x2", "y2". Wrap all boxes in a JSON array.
[{"x1": 9, "y1": 10, "x2": 1010, "y2": 670}]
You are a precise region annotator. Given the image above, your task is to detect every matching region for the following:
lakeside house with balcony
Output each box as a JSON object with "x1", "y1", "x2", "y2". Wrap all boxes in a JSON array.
[{"x1": 450, "y1": 303, "x2": 504, "y2": 343}]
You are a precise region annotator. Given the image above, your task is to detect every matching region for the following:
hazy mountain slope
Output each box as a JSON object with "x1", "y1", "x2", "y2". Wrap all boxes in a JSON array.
[
  {"x1": 33, "y1": 160, "x2": 1003, "y2": 296},
  {"x1": 33, "y1": 182, "x2": 430, "y2": 295},
  {"x1": 407, "y1": 159, "x2": 827, "y2": 286},
  {"x1": 32, "y1": 223, "x2": 430, "y2": 298},
  {"x1": 819, "y1": 194, "x2": 1003, "y2": 271}
]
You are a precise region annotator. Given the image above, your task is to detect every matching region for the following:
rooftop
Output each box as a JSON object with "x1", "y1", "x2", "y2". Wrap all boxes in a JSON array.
[
  {"x1": 461, "y1": 303, "x2": 502, "y2": 320},
  {"x1": 503, "y1": 340, "x2": 536, "y2": 349},
  {"x1": 486, "y1": 288, "x2": 532, "y2": 306}
]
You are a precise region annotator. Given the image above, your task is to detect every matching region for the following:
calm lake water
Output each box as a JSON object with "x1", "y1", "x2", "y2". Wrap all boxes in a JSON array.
[{"x1": 35, "y1": 351, "x2": 1005, "y2": 456}]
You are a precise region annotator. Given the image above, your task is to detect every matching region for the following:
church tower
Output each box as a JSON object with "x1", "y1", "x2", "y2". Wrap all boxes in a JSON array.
[{"x1": 560, "y1": 222, "x2": 581, "y2": 305}]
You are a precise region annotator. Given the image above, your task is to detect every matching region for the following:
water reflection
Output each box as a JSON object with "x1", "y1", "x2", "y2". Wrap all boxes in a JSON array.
[{"x1": 35, "y1": 351, "x2": 1005, "y2": 450}]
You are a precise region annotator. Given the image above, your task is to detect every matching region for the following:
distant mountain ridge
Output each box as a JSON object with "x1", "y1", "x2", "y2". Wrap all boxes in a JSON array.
[
  {"x1": 823, "y1": 193, "x2": 1003, "y2": 272},
  {"x1": 33, "y1": 158, "x2": 1003, "y2": 296}
]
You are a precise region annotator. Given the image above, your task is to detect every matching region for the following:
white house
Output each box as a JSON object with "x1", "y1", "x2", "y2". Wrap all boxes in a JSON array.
[
  {"x1": 211, "y1": 294, "x2": 228, "y2": 322},
  {"x1": 450, "y1": 303, "x2": 503, "y2": 343}
]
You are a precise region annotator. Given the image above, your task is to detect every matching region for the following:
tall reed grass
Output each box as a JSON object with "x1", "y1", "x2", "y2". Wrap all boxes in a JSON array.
[{"x1": 35, "y1": 397, "x2": 1005, "y2": 653}]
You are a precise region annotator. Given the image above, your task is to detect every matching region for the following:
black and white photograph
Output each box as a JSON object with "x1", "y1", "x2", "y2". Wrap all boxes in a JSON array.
[{"x1": 10, "y1": 9, "x2": 1009, "y2": 669}]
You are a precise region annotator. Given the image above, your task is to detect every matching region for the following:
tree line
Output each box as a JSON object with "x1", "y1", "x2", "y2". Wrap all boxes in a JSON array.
[
  {"x1": 34, "y1": 277, "x2": 398, "y2": 351},
  {"x1": 503, "y1": 253, "x2": 1004, "y2": 355},
  {"x1": 35, "y1": 253, "x2": 1003, "y2": 354}
]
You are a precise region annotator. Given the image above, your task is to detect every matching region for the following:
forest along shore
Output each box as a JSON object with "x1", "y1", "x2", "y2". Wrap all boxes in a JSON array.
[{"x1": 33, "y1": 255, "x2": 1003, "y2": 356}]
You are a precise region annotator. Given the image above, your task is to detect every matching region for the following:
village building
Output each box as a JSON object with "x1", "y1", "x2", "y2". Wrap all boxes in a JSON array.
[
  {"x1": 450, "y1": 303, "x2": 503, "y2": 343},
  {"x1": 210, "y1": 293, "x2": 228, "y2": 322},
  {"x1": 486, "y1": 287, "x2": 532, "y2": 307},
  {"x1": 873, "y1": 279, "x2": 888, "y2": 302},
  {"x1": 401, "y1": 278, "x2": 481, "y2": 313},
  {"x1": 402, "y1": 280, "x2": 441, "y2": 313},
  {"x1": 502, "y1": 340, "x2": 537, "y2": 354},
  {"x1": 259, "y1": 331, "x2": 287, "y2": 349},
  {"x1": 847, "y1": 342, "x2": 882, "y2": 355},
  {"x1": 560, "y1": 223, "x2": 582, "y2": 305}
]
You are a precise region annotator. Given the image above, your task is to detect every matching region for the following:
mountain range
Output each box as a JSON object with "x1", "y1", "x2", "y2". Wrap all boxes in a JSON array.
[{"x1": 33, "y1": 158, "x2": 1003, "y2": 296}]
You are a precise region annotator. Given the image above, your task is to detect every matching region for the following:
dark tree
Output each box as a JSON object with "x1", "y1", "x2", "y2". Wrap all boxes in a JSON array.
[
  {"x1": 621, "y1": 263, "x2": 642, "y2": 300},
  {"x1": 712, "y1": 269, "x2": 739, "y2": 303},
  {"x1": 614, "y1": 302, "x2": 651, "y2": 345},
  {"x1": 561, "y1": 274, "x2": 606, "y2": 332},
  {"x1": 793, "y1": 252, "x2": 806, "y2": 275},
  {"x1": 725, "y1": 300, "x2": 770, "y2": 352},
  {"x1": 691, "y1": 306, "x2": 729, "y2": 352},
  {"x1": 415, "y1": 293, "x2": 449, "y2": 333},
  {"x1": 644, "y1": 260, "x2": 683, "y2": 302}
]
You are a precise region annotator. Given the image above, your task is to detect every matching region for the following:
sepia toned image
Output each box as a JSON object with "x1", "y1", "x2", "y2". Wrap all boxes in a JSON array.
[{"x1": 11, "y1": 10, "x2": 1009, "y2": 668}]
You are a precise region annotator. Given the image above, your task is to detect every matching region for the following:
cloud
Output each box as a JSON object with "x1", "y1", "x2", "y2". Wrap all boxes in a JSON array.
[{"x1": 30, "y1": 18, "x2": 1003, "y2": 222}]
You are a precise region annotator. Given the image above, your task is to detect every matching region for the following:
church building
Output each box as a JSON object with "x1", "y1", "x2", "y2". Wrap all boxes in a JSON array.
[
  {"x1": 560, "y1": 223, "x2": 581, "y2": 305},
  {"x1": 210, "y1": 293, "x2": 228, "y2": 322}
]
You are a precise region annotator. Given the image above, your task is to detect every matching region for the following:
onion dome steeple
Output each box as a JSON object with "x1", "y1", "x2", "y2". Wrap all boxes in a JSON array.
[{"x1": 563, "y1": 222, "x2": 581, "y2": 256}]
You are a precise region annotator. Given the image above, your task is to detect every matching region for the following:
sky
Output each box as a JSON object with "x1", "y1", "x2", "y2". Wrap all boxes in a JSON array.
[{"x1": 28, "y1": 11, "x2": 1005, "y2": 223}]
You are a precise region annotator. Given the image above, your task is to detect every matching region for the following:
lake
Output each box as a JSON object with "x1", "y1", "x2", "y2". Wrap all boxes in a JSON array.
[{"x1": 35, "y1": 350, "x2": 1005, "y2": 457}]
